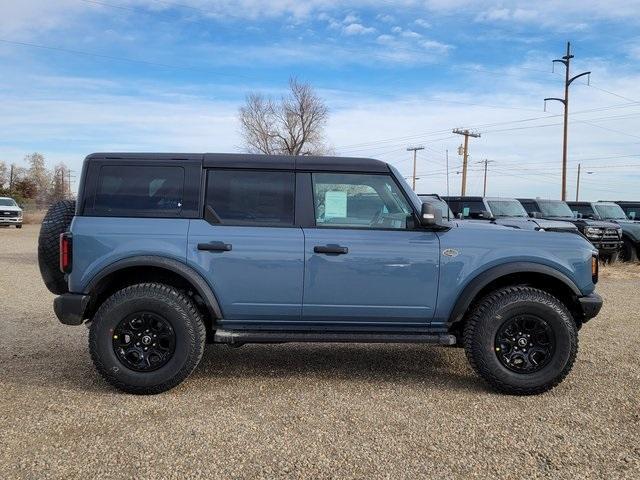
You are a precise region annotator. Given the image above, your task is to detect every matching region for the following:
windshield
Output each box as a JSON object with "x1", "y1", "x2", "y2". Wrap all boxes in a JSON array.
[
  {"x1": 0, "y1": 199, "x2": 17, "y2": 207},
  {"x1": 538, "y1": 200, "x2": 574, "y2": 218},
  {"x1": 487, "y1": 200, "x2": 528, "y2": 217},
  {"x1": 594, "y1": 203, "x2": 627, "y2": 220}
]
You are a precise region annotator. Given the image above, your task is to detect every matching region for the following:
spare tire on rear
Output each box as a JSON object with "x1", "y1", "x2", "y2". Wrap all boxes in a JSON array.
[{"x1": 38, "y1": 200, "x2": 76, "y2": 294}]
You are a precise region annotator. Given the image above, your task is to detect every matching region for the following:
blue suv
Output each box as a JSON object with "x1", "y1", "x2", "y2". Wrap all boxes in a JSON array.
[{"x1": 38, "y1": 153, "x2": 602, "y2": 395}]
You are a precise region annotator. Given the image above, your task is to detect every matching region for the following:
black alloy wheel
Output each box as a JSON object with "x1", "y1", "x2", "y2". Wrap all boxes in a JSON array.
[
  {"x1": 494, "y1": 315, "x2": 555, "y2": 373},
  {"x1": 112, "y1": 312, "x2": 176, "y2": 372}
]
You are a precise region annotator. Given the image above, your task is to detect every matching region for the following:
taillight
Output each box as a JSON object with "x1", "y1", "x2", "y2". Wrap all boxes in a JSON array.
[
  {"x1": 60, "y1": 233, "x2": 73, "y2": 273},
  {"x1": 591, "y1": 254, "x2": 599, "y2": 284}
]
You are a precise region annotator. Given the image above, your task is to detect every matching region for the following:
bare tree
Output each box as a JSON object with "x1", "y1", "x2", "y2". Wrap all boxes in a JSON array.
[
  {"x1": 50, "y1": 162, "x2": 71, "y2": 202},
  {"x1": 0, "y1": 161, "x2": 7, "y2": 189},
  {"x1": 239, "y1": 78, "x2": 332, "y2": 156},
  {"x1": 25, "y1": 152, "x2": 50, "y2": 206}
]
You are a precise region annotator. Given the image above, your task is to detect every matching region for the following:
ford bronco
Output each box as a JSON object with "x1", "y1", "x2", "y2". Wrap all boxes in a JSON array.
[
  {"x1": 38, "y1": 153, "x2": 602, "y2": 395},
  {"x1": 567, "y1": 201, "x2": 639, "y2": 263}
]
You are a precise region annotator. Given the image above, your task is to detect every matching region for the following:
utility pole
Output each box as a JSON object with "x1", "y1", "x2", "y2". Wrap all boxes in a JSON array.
[
  {"x1": 544, "y1": 41, "x2": 591, "y2": 201},
  {"x1": 452, "y1": 128, "x2": 481, "y2": 195},
  {"x1": 575, "y1": 163, "x2": 593, "y2": 201},
  {"x1": 477, "y1": 159, "x2": 495, "y2": 197},
  {"x1": 406, "y1": 146, "x2": 425, "y2": 190}
]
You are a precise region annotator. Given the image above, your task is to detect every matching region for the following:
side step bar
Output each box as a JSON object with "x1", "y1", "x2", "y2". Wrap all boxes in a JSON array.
[{"x1": 214, "y1": 330, "x2": 456, "y2": 346}]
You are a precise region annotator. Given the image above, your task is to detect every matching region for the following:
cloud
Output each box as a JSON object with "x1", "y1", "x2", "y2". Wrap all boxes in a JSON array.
[
  {"x1": 342, "y1": 23, "x2": 376, "y2": 35},
  {"x1": 420, "y1": 39, "x2": 453, "y2": 54},
  {"x1": 376, "y1": 14, "x2": 395, "y2": 23},
  {"x1": 414, "y1": 18, "x2": 431, "y2": 29},
  {"x1": 401, "y1": 30, "x2": 422, "y2": 39},
  {"x1": 342, "y1": 13, "x2": 360, "y2": 24}
]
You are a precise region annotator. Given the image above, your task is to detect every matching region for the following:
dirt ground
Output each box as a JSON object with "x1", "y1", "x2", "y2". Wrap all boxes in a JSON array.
[{"x1": 1, "y1": 225, "x2": 639, "y2": 479}]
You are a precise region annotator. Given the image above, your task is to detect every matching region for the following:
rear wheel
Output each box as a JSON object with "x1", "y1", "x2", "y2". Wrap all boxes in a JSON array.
[
  {"x1": 89, "y1": 283, "x2": 206, "y2": 394},
  {"x1": 463, "y1": 286, "x2": 577, "y2": 395}
]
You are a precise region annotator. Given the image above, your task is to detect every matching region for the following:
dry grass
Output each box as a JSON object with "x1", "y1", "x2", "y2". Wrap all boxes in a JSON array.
[
  {"x1": 22, "y1": 210, "x2": 46, "y2": 225},
  {"x1": 600, "y1": 261, "x2": 640, "y2": 279}
]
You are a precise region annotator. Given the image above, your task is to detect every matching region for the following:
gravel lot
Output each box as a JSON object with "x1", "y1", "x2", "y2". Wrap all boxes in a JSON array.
[{"x1": 1, "y1": 225, "x2": 639, "y2": 479}]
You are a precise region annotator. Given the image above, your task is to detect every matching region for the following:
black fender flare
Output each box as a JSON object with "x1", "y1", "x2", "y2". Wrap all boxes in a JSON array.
[
  {"x1": 448, "y1": 262, "x2": 582, "y2": 325},
  {"x1": 84, "y1": 255, "x2": 223, "y2": 320}
]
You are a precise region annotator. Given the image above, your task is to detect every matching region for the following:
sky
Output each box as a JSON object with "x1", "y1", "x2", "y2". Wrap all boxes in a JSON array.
[{"x1": 1, "y1": 0, "x2": 640, "y2": 200}]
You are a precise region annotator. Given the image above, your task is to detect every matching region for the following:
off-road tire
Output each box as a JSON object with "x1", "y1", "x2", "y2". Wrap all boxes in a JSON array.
[
  {"x1": 89, "y1": 283, "x2": 206, "y2": 394},
  {"x1": 620, "y1": 238, "x2": 639, "y2": 263},
  {"x1": 16, "y1": 224, "x2": 22, "y2": 229},
  {"x1": 38, "y1": 200, "x2": 76, "y2": 294},
  {"x1": 463, "y1": 286, "x2": 578, "y2": 395}
]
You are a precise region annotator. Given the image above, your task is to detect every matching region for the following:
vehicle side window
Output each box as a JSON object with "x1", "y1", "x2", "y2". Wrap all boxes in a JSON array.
[
  {"x1": 93, "y1": 166, "x2": 184, "y2": 217},
  {"x1": 519, "y1": 201, "x2": 536, "y2": 213},
  {"x1": 206, "y1": 170, "x2": 294, "y2": 226},
  {"x1": 572, "y1": 204, "x2": 596, "y2": 218},
  {"x1": 623, "y1": 206, "x2": 638, "y2": 220},
  {"x1": 311, "y1": 173, "x2": 412, "y2": 230},
  {"x1": 461, "y1": 200, "x2": 487, "y2": 219}
]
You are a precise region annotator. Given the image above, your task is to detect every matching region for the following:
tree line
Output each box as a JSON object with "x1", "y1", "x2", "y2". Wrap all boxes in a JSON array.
[{"x1": 0, "y1": 154, "x2": 72, "y2": 208}]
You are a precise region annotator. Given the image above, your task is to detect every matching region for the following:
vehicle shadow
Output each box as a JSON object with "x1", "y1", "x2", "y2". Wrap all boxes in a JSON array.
[
  {"x1": 0, "y1": 341, "x2": 489, "y2": 395},
  {"x1": 193, "y1": 342, "x2": 487, "y2": 393}
]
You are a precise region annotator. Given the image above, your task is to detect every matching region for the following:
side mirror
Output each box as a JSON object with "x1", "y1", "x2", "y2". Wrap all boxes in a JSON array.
[
  {"x1": 531, "y1": 211, "x2": 542, "y2": 219},
  {"x1": 420, "y1": 202, "x2": 443, "y2": 227},
  {"x1": 456, "y1": 213, "x2": 464, "y2": 220},
  {"x1": 480, "y1": 210, "x2": 494, "y2": 220}
]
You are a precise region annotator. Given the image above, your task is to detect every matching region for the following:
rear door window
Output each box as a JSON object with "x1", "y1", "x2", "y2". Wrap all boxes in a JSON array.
[
  {"x1": 93, "y1": 165, "x2": 184, "y2": 217},
  {"x1": 205, "y1": 170, "x2": 295, "y2": 226}
]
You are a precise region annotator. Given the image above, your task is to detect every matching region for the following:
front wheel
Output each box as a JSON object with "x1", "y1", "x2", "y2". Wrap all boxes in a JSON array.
[
  {"x1": 89, "y1": 283, "x2": 206, "y2": 394},
  {"x1": 463, "y1": 286, "x2": 578, "y2": 395},
  {"x1": 619, "y1": 238, "x2": 638, "y2": 263}
]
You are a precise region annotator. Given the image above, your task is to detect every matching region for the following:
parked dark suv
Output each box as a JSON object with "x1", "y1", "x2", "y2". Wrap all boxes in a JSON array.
[
  {"x1": 611, "y1": 201, "x2": 640, "y2": 221},
  {"x1": 37, "y1": 153, "x2": 602, "y2": 395},
  {"x1": 567, "y1": 201, "x2": 639, "y2": 262},
  {"x1": 518, "y1": 199, "x2": 623, "y2": 261},
  {"x1": 442, "y1": 196, "x2": 578, "y2": 233}
]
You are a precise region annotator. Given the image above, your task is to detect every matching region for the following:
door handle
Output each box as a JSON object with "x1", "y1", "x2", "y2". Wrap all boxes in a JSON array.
[
  {"x1": 314, "y1": 245, "x2": 348, "y2": 255},
  {"x1": 198, "y1": 241, "x2": 232, "y2": 252}
]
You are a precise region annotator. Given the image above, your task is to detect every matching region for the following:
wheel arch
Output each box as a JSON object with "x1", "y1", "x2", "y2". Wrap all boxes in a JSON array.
[
  {"x1": 83, "y1": 256, "x2": 223, "y2": 325},
  {"x1": 448, "y1": 262, "x2": 583, "y2": 331}
]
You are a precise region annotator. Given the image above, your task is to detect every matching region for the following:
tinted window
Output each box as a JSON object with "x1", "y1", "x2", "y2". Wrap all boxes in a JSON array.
[
  {"x1": 93, "y1": 166, "x2": 184, "y2": 216},
  {"x1": 570, "y1": 204, "x2": 597, "y2": 218},
  {"x1": 206, "y1": 170, "x2": 294, "y2": 226},
  {"x1": 620, "y1": 205, "x2": 639, "y2": 220},
  {"x1": 312, "y1": 173, "x2": 412, "y2": 229},
  {"x1": 519, "y1": 201, "x2": 536, "y2": 214},
  {"x1": 0, "y1": 198, "x2": 17, "y2": 207},
  {"x1": 448, "y1": 200, "x2": 487, "y2": 219}
]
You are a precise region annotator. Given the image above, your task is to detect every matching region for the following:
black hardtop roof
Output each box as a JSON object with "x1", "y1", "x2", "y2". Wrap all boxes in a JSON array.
[
  {"x1": 607, "y1": 200, "x2": 640, "y2": 205},
  {"x1": 566, "y1": 201, "x2": 593, "y2": 206},
  {"x1": 85, "y1": 152, "x2": 390, "y2": 173}
]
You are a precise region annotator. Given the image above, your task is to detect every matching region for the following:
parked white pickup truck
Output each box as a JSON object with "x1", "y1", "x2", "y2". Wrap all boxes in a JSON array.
[{"x1": 0, "y1": 197, "x2": 23, "y2": 228}]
